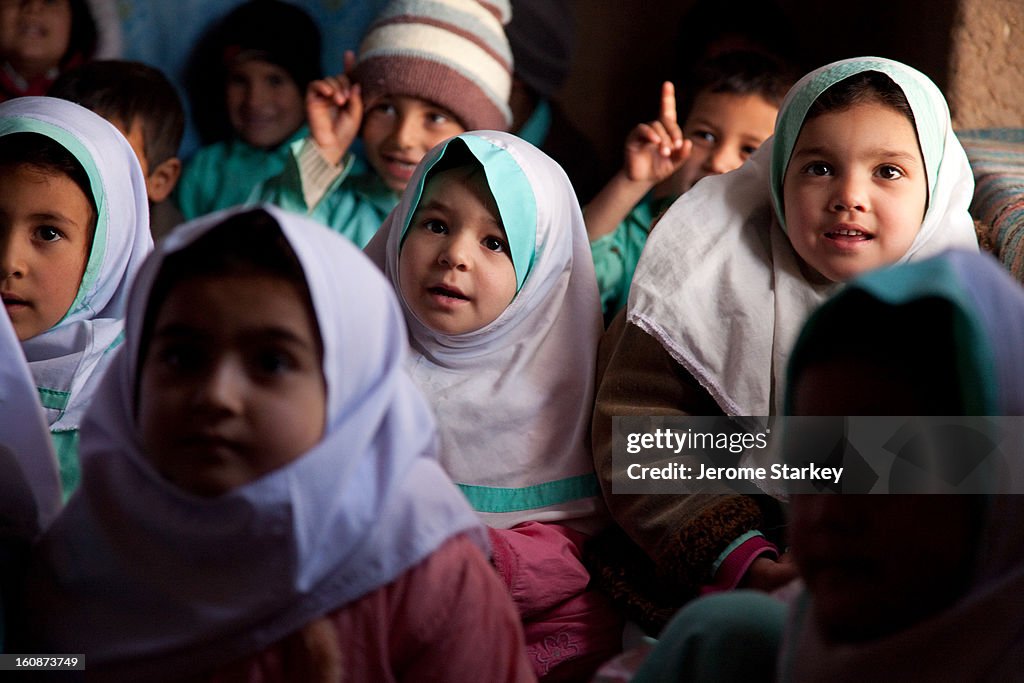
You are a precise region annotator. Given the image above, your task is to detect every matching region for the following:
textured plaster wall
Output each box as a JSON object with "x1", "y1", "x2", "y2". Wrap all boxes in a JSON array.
[{"x1": 948, "y1": 0, "x2": 1024, "y2": 128}]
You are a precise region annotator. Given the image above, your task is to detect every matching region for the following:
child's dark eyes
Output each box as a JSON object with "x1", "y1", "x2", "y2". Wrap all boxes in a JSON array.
[
  {"x1": 369, "y1": 103, "x2": 397, "y2": 117},
  {"x1": 265, "y1": 74, "x2": 287, "y2": 88},
  {"x1": 34, "y1": 225, "x2": 64, "y2": 243},
  {"x1": 423, "y1": 219, "x2": 447, "y2": 234},
  {"x1": 154, "y1": 344, "x2": 204, "y2": 374},
  {"x1": 151, "y1": 344, "x2": 297, "y2": 378},
  {"x1": 688, "y1": 130, "x2": 716, "y2": 145},
  {"x1": 876, "y1": 164, "x2": 905, "y2": 180},
  {"x1": 741, "y1": 144, "x2": 760, "y2": 157},
  {"x1": 253, "y1": 349, "x2": 296, "y2": 376},
  {"x1": 482, "y1": 236, "x2": 507, "y2": 253},
  {"x1": 803, "y1": 162, "x2": 833, "y2": 177},
  {"x1": 426, "y1": 111, "x2": 451, "y2": 126}
]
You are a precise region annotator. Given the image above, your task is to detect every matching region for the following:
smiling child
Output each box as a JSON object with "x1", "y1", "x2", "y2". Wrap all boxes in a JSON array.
[{"x1": 258, "y1": 0, "x2": 514, "y2": 248}]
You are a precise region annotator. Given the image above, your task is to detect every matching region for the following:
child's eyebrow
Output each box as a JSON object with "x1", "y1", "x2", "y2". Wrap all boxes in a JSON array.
[
  {"x1": 26, "y1": 210, "x2": 83, "y2": 225},
  {"x1": 792, "y1": 146, "x2": 921, "y2": 165},
  {"x1": 151, "y1": 323, "x2": 315, "y2": 348},
  {"x1": 418, "y1": 199, "x2": 502, "y2": 226},
  {"x1": 683, "y1": 115, "x2": 718, "y2": 130}
]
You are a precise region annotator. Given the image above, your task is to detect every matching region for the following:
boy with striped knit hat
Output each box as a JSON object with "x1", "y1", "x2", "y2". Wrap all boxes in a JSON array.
[{"x1": 258, "y1": 0, "x2": 514, "y2": 247}]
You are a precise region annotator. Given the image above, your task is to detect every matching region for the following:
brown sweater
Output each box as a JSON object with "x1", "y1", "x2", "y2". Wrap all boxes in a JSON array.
[{"x1": 588, "y1": 310, "x2": 785, "y2": 633}]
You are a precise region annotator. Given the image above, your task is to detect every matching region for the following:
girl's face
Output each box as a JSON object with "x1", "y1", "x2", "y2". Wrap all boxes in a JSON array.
[
  {"x1": 399, "y1": 167, "x2": 517, "y2": 335},
  {"x1": 138, "y1": 273, "x2": 326, "y2": 497},
  {"x1": 0, "y1": 163, "x2": 93, "y2": 341},
  {"x1": 0, "y1": 0, "x2": 72, "y2": 78},
  {"x1": 362, "y1": 95, "x2": 465, "y2": 193},
  {"x1": 783, "y1": 101, "x2": 927, "y2": 282},
  {"x1": 226, "y1": 58, "x2": 305, "y2": 149}
]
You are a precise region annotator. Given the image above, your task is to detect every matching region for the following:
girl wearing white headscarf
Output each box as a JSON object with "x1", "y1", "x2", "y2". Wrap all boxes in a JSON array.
[
  {"x1": 589, "y1": 57, "x2": 980, "y2": 633},
  {"x1": 0, "y1": 96, "x2": 152, "y2": 497},
  {"x1": 366, "y1": 131, "x2": 621, "y2": 680},
  {"x1": 27, "y1": 205, "x2": 532, "y2": 682}
]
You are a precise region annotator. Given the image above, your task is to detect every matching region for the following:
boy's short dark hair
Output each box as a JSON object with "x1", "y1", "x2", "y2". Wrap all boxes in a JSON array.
[
  {"x1": 49, "y1": 60, "x2": 185, "y2": 169},
  {"x1": 680, "y1": 50, "x2": 800, "y2": 123},
  {"x1": 185, "y1": 0, "x2": 322, "y2": 144}
]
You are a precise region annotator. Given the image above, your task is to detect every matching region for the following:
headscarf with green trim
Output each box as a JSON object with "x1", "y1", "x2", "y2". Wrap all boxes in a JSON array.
[
  {"x1": 769, "y1": 56, "x2": 971, "y2": 252},
  {"x1": 394, "y1": 134, "x2": 537, "y2": 292},
  {"x1": 365, "y1": 131, "x2": 606, "y2": 533},
  {"x1": 625, "y1": 57, "x2": 978, "y2": 418},
  {"x1": 785, "y1": 249, "x2": 1024, "y2": 416},
  {"x1": 781, "y1": 249, "x2": 1024, "y2": 683},
  {"x1": 0, "y1": 97, "x2": 152, "y2": 436}
]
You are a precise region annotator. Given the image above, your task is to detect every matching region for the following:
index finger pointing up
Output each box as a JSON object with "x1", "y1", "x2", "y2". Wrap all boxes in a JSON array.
[{"x1": 660, "y1": 81, "x2": 683, "y2": 148}]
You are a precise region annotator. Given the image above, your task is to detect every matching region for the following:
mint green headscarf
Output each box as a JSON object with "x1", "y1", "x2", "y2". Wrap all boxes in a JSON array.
[
  {"x1": 769, "y1": 57, "x2": 955, "y2": 238},
  {"x1": 396, "y1": 135, "x2": 537, "y2": 292},
  {"x1": 625, "y1": 57, "x2": 977, "y2": 418}
]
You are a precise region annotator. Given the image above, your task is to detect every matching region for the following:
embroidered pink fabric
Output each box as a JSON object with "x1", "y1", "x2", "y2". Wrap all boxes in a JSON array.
[{"x1": 489, "y1": 522, "x2": 624, "y2": 681}]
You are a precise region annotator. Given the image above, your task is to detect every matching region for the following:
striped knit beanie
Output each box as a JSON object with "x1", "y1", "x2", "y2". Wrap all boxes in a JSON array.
[{"x1": 356, "y1": 0, "x2": 513, "y2": 131}]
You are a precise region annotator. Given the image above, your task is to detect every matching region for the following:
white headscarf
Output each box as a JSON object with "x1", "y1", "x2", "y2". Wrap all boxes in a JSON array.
[
  {"x1": 28, "y1": 205, "x2": 487, "y2": 681},
  {"x1": 0, "y1": 310, "x2": 60, "y2": 542},
  {"x1": 365, "y1": 131, "x2": 606, "y2": 532},
  {"x1": 0, "y1": 97, "x2": 152, "y2": 433},
  {"x1": 627, "y1": 57, "x2": 978, "y2": 420},
  {"x1": 780, "y1": 249, "x2": 1024, "y2": 681}
]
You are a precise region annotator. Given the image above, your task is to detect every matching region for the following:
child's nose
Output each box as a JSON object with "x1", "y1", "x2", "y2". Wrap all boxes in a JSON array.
[
  {"x1": 830, "y1": 175, "x2": 868, "y2": 213},
  {"x1": 243, "y1": 81, "x2": 272, "y2": 109},
  {"x1": 437, "y1": 235, "x2": 470, "y2": 270},
  {"x1": 0, "y1": 232, "x2": 26, "y2": 279},
  {"x1": 192, "y1": 359, "x2": 246, "y2": 415},
  {"x1": 390, "y1": 114, "x2": 418, "y2": 149},
  {"x1": 704, "y1": 145, "x2": 741, "y2": 175}
]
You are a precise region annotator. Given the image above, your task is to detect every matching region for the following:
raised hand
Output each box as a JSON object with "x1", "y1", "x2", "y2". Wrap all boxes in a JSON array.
[
  {"x1": 622, "y1": 81, "x2": 692, "y2": 184},
  {"x1": 306, "y1": 50, "x2": 363, "y2": 166}
]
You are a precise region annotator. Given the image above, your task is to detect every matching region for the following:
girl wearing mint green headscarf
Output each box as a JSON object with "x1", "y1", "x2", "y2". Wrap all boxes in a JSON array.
[
  {"x1": 589, "y1": 57, "x2": 980, "y2": 635},
  {"x1": 0, "y1": 97, "x2": 152, "y2": 498},
  {"x1": 365, "y1": 131, "x2": 622, "y2": 681},
  {"x1": 779, "y1": 248, "x2": 1024, "y2": 683},
  {"x1": 624, "y1": 249, "x2": 1024, "y2": 682}
]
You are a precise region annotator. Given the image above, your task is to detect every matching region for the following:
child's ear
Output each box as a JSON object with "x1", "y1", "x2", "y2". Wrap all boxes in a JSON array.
[{"x1": 146, "y1": 157, "x2": 182, "y2": 203}]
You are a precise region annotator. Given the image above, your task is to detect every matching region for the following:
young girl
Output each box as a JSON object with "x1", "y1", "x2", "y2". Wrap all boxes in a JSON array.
[
  {"x1": 0, "y1": 0, "x2": 98, "y2": 101},
  {"x1": 27, "y1": 205, "x2": 533, "y2": 682},
  {"x1": 366, "y1": 131, "x2": 622, "y2": 680},
  {"x1": 0, "y1": 96, "x2": 152, "y2": 497},
  {"x1": 177, "y1": 0, "x2": 320, "y2": 219},
  {"x1": 589, "y1": 57, "x2": 980, "y2": 633},
  {"x1": 781, "y1": 248, "x2": 1024, "y2": 681}
]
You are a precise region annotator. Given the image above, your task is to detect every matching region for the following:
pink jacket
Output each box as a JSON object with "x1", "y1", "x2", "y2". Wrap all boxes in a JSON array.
[{"x1": 208, "y1": 535, "x2": 535, "y2": 682}]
